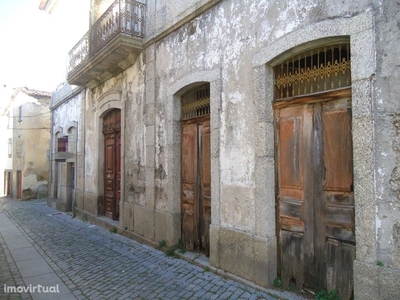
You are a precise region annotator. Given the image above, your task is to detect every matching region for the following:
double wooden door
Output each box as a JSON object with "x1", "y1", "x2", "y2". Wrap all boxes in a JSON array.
[
  {"x1": 103, "y1": 110, "x2": 121, "y2": 220},
  {"x1": 276, "y1": 89, "x2": 355, "y2": 299},
  {"x1": 181, "y1": 116, "x2": 211, "y2": 256}
]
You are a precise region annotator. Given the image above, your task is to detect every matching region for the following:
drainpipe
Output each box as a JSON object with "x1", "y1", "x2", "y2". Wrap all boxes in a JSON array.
[{"x1": 49, "y1": 94, "x2": 54, "y2": 207}]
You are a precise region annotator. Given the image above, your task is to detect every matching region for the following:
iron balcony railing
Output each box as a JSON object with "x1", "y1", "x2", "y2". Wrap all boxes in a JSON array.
[{"x1": 68, "y1": 0, "x2": 145, "y2": 74}]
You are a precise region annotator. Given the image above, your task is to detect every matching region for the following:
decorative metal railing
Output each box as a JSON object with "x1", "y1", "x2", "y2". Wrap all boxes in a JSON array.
[
  {"x1": 68, "y1": 32, "x2": 89, "y2": 73},
  {"x1": 181, "y1": 84, "x2": 210, "y2": 120},
  {"x1": 68, "y1": 0, "x2": 145, "y2": 74},
  {"x1": 274, "y1": 43, "x2": 351, "y2": 100}
]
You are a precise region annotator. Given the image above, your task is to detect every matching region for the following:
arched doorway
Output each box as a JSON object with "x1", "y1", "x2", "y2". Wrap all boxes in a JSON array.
[
  {"x1": 274, "y1": 43, "x2": 355, "y2": 299},
  {"x1": 181, "y1": 83, "x2": 211, "y2": 256},
  {"x1": 103, "y1": 109, "x2": 121, "y2": 220}
]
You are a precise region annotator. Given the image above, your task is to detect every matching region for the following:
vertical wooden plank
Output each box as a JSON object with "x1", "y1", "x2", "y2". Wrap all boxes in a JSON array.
[
  {"x1": 277, "y1": 105, "x2": 312, "y2": 290},
  {"x1": 312, "y1": 103, "x2": 326, "y2": 291},
  {"x1": 199, "y1": 121, "x2": 211, "y2": 257},
  {"x1": 325, "y1": 239, "x2": 355, "y2": 300},
  {"x1": 321, "y1": 99, "x2": 355, "y2": 299},
  {"x1": 301, "y1": 104, "x2": 316, "y2": 289},
  {"x1": 280, "y1": 231, "x2": 304, "y2": 291},
  {"x1": 337, "y1": 242, "x2": 355, "y2": 299},
  {"x1": 181, "y1": 123, "x2": 198, "y2": 251}
]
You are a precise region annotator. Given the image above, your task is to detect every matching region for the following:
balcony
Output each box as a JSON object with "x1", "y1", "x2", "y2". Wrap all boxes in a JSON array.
[{"x1": 67, "y1": 0, "x2": 145, "y2": 88}]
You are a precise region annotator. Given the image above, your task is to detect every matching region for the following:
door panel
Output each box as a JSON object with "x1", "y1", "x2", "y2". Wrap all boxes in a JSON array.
[
  {"x1": 181, "y1": 118, "x2": 211, "y2": 256},
  {"x1": 277, "y1": 105, "x2": 314, "y2": 290},
  {"x1": 199, "y1": 121, "x2": 211, "y2": 256},
  {"x1": 181, "y1": 123, "x2": 198, "y2": 251},
  {"x1": 105, "y1": 135, "x2": 115, "y2": 219},
  {"x1": 279, "y1": 107, "x2": 303, "y2": 189},
  {"x1": 116, "y1": 133, "x2": 121, "y2": 219},
  {"x1": 322, "y1": 109, "x2": 353, "y2": 191},
  {"x1": 321, "y1": 100, "x2": 355, "y2": 300},
  {"x1": 276, "y1": 91, "x2": 354, "y2": 299}
]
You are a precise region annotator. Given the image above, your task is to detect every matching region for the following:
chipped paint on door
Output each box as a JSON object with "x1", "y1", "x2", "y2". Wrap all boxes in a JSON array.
[
  {"x1": 275, "y1": 89, "x2": 355, "y2": 299},
  {"x1": 181, "y1": 116, "x2": 211, "y2": 256}
]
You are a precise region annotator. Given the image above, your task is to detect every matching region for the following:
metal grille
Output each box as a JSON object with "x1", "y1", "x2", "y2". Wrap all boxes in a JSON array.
[
  {"x1": 181, "y1": 84, "x2": 210, "y2": 120},
  {"x1": 274, "y1": 43, "x2": 351, "y2": 100}
]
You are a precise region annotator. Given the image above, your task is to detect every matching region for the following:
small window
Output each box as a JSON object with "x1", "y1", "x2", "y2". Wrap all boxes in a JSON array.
[
  {"x1": 18, "y1": 106, "x2": 22, "y2": 122},
  {"x1": 57, "y1": 136, "x2": 68, "y2": 152}
]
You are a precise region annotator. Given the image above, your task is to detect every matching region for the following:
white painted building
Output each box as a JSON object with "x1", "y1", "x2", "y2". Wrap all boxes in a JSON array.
[{"x1": 0, "y1": 85, "x2": 14, "y2": 196}]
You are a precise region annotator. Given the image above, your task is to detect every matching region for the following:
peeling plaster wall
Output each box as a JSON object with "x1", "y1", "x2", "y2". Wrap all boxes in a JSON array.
[
  {"x1": 69, "y1": 0, "x2": 400, "y2": 294},
  {"x1": 122, "y1": 55, "x2": 146, "y2": 207},
  {"x1": 373, "y1": 0, "x2": 400, "y2": 270},
  {"x1": 84, "y1": 53, "x2": 146, "y2": 219},
  {"x1": 148, "y1": 0, "x2": 400, "y2": 292},
  {"x1": 152, "y1": 0, "x2": 377, "y2": 233},
  {"x1": 146, "y1": 0, "x2": 222, "y2": 39},
  {"x1": 52, "y1": 92, "x2": 82, "y2": 147}
]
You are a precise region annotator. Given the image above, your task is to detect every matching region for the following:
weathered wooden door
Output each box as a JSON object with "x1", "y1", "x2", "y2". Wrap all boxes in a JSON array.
[
  {"x1": 4, "y1": 171, "x2": 11, "y2": 196},
  {"x1": 17, "y1": 171, "x2": 22, "y2": 199},
  {"x1": 276, "y1": 89, "x2": 355, "y2": 299},
  {"x1": 116, "y1": 133, "x2": 121, "y2": 219},
  {"x1": 181, "y1": 116, "x2": 211, "y2": 256},
  {"x1": 67, "y1": 163, "x2": 75, "y2": 212},
  {"x1": 103, "y1": 110, "x2": 121, "y2": 220}
]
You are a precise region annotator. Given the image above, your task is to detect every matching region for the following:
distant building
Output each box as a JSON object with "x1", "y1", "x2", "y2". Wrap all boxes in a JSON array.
[
  {"x1": 3, "y1": 87, "x2": 51, "y2": 200},
  {"x1": 42, "y1": 0, "x2": 400, "y2": 299},
  {"x1": 0, "y1": 85, "x2": 13, "y2": 196}
]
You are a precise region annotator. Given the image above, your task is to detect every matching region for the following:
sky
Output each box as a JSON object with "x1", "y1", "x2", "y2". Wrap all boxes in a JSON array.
[{"x1": 0, "y1": 0, "x2": 88, "y2": 92}]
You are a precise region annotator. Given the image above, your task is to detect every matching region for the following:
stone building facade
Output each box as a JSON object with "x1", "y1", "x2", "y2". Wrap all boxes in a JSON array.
[
  {"x1": 49, "y1": 83, "x2": 85, "y2": 212},
  {"x1": 4, "y1": 87, "x2": 51, "y2": 200},
  {"x1": 47, "y1": 0, "x2": 400, "y2": 298}
]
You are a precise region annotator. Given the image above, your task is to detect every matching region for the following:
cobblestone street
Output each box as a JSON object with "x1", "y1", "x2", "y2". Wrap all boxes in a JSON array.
[{"x1": 0, "y1": 197, "x2": 305, "y2": 300}]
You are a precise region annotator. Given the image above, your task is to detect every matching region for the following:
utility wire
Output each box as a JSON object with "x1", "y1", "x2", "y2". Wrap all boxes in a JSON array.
[
  {"x1": 6, "y1": 127, "x2": 50, "y2": 130},
  {"x1": 5, "y1": 111, "x2": 51, "y2": 118}
]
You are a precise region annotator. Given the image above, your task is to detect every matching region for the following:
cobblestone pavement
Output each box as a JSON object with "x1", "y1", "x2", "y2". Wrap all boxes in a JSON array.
[
  {"x1": 0, "y1": 197, "x2": 305, "y2": 300},
  {"x1": 0, "y1": 233, "x2": 32, "y2": 300}
]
